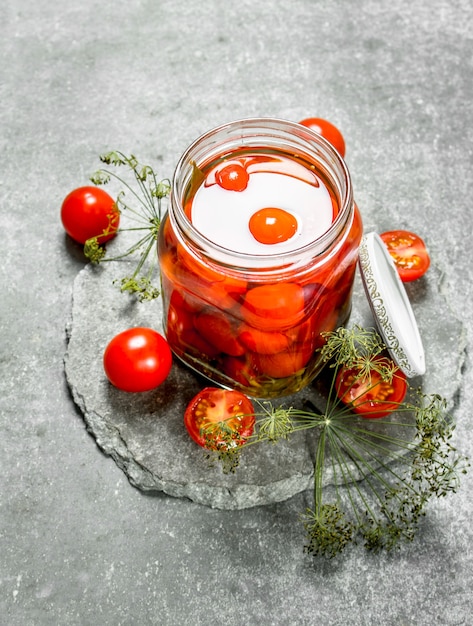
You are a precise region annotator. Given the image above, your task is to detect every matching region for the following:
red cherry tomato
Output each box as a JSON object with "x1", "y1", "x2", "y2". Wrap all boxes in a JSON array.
[
  {"x1": 335, "y1": 357, "x2": 407, "y2": 418},
  {"x1": 241, "y1": 283, "x2": 306, "y2": 330},
  {"x1": 237, "y1": 325, "x2": 290, "y2": 355},
  {"x1": 249, "y1": 207, "x2": 298, "y2": 244},
  {"x1": 298, "y1": 117, "x2": 346, "y2": 157},
  {"x1": 193, "y1": 310, "x2": 245, "y2": 357},
  {"x1": 103, "y1": 327, "x2": 172, "y2": 392},
  {"x1": 380, "y1": 230, "x2": 430, "y2": 282},
  {"x1": 61, "y1": 186, "x2": 120, "y2": 244},
  {"x1": 184, "y1": 387, "x2": 255, "y2": 450},
  {"x1": 254, "y1": 343, "x2": 313, "y2": 379},
  {"x1": 215, "y1": 163, "x2": 249, "y2": 192}
]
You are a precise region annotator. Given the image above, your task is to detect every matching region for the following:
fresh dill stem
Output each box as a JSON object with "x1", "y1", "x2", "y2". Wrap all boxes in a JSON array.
[
  {"x1": 84, "y1": 150, "x2": 170, "y2": 301},
  {"x1": 207, "y1": 325, "x2": 469, "y2": 558}
]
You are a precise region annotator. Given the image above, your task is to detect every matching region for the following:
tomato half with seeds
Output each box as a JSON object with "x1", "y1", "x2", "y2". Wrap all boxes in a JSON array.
[
  {"x1": 61, "y1": 186, "x2": 120, "y2": 244},
  {"x1": 380, "y1": 230, "x2": 430, "y2": 282},
  {"x1": 184, "y1": 387, "x2": 255, "y2": 450},
  {"x1": 103, "y1": 327, "x2": 172, "y2": 392},
  {"x1": 298, "y1": 117, "x2": 346, "y2": 157},
  {"x1": 335, "y1": 358, "x2": 407, "y2": 418}
]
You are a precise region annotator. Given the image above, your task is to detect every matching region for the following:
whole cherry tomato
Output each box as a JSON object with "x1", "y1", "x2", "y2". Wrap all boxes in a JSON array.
[
  {"x1": 103, "y1": 327, "x2": 172, "y2": 392},
  {"x1": 61, "y1": 186, "x2": 120, "y2": 244},
  {"x1": 241, "y1": 283, "x2": 306, "y2": 330},
  {"x1": 184, "y1": 387, "x2": 255, "y2": 450},
  {"x1": 215, "y1": 162, "x2": 249, "y2": 191},
  {"x1": 298, "y1": 117, "x2": 346, "y2": 157},
  {"x1": 380, "y1": 230, "x2": 430, "y2": 282},
  {"x1": 335, "y1": 357, "x2": 407, "y2": 418}
]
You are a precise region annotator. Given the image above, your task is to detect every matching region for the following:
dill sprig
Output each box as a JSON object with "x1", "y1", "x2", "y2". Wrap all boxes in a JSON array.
[
  {"x1": 204, "y1": 325, "x2": 469, "y2": 557},
  {"x1": 85, "y1": 151, "x2": 170, "y2": 301}
]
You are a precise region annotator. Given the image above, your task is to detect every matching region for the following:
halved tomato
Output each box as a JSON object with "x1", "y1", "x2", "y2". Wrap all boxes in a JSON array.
[
  {"x1": 335, "y1": 357, "x2": 407, "y2": 418},
  {"x1": 380, "y1": 230, "x2": 430, "y2": 282},
  {"x1": 184, "y1": 387, "x2": 255, "y2": 450}
]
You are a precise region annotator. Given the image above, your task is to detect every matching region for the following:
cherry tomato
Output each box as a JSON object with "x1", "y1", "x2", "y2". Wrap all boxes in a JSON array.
[
  {"x1": 254, "y1": 343, "x2": 313, "y2": 379},
  {"x1": 215, "y1": 163, "x2": 249, "y2": 192},
  {"x1": 249, "y1": 207, "x2": 298, "y2": 244},
  {"x1": 184, "y1": 387, "x2": 255, "y2": 450},
  {"x1": 165, "y1": 292, "x2": 219, "y2": 359},
  {"x1": 335, "y1": 357, "x2": 407, "y2": 418},
  {"x1": 237, "y1": 325, "x2": 290, "y2": 355},
  {"x1": 61, "y1": 186, "x2": 120, "y2": 244},
  {"x1": 103, "y1": 327, "x2": 172, "y2": 392},
  {"x1": 193, "y1": 310, "x2": 245, "y2": 357},
  {"x1": 241, "y1": 283, "x2": 306, "y2": 330},
  {"x1": 380, "y1": 230, "x2": 430, "y2": 282},
  {"x1": 298, "y1": 117, "x2": 346, "y2": 157}
]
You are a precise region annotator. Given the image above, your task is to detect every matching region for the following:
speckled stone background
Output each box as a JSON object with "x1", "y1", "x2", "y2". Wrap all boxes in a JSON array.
[{"x1": 2, "y1": 1, "x2": 473, "y2": 625}]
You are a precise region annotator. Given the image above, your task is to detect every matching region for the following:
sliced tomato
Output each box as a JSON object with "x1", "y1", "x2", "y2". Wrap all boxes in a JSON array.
[
  {"x1": 335, "y1": 357, "x2": 407, "y2": 418},
  {"x1": 298, "y1": 117, "x2": 346, "y2": 157},
  {"x1": 380, "y1": 230, "x2": 430, "y2": 282},
  {"x1": 184, "y1": 387, "x2": 255, "y2": 450}
]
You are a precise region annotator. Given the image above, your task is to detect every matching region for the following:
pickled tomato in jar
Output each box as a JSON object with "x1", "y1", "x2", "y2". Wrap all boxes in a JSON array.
[{"x1": 158, "y1": 120, "x2": 362, "y2": 398}]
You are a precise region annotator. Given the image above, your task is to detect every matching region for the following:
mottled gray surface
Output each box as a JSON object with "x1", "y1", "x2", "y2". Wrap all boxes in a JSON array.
[{"x1": 2, "y1": 1, "x2": 473, "y2": 625}]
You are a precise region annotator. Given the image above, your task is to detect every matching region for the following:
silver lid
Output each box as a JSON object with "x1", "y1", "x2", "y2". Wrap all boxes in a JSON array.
[{"x1": 358, "y1": 231, "x2": 425, "y2": 378}]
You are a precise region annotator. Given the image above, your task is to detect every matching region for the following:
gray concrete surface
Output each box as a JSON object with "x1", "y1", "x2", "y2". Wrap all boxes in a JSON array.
[{"x1": 1, "y1": 1, "x2": 473, "y2": 625}]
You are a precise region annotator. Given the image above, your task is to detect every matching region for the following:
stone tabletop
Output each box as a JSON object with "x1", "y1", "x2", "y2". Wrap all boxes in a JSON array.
[{"x1": 2, "y1": 1, "x2": 473, "y2": 625}]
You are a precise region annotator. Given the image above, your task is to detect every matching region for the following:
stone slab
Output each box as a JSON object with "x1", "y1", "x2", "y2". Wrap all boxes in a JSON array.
[{"x1": 64, "y1": 244, "x2": 466, "y2": 509}]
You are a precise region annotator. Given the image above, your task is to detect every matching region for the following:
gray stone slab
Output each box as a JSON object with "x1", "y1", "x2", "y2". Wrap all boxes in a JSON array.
[{"x1": 64, "y1": 239, "x2": 466, "y2": 509}]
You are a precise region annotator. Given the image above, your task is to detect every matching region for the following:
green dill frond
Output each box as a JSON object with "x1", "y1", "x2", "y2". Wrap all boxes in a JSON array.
[
  {"x1": 301, "y1": 505, "x2": 355, "y2": 558},
  {"x1": 256, "y1": 403, "x2": 296, "y2": 442},
  {"x1": 319, "y1": 325, "x2": 385, "y2": 368},
  {"x1": 204, "y1": 446, "x2": 242, "y2": 475},
  {"x1": 197, "y1": 319, "x2": 469, "y2": 558},
  {"x1": 85, "y1": 150, "x2": 170, "y2": 301},
  {"x1": 83, "y1": 236, "x2": 106, "y2": 264},
  {"x1": 116, "y1": 276, "x2": 160, "y2": 302},
  {"x1": 90, "y1": 170, "x2": 111, "y2": 185}
]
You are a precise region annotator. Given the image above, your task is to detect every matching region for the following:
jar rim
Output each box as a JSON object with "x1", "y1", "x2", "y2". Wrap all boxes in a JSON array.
[{"x1": 170, "y1": 117, "x2": 354, "y2": 269}]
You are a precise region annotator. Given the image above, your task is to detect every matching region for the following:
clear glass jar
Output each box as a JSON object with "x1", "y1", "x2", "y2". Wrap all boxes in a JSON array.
[{"x1": 158, "y1": 118, "x2": 363, "y2": 398}]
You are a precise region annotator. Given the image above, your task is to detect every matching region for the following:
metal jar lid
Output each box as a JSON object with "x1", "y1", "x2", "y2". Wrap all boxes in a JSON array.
[{"x1": 358, "y1": 231, "x2": 426, "y2": 378}]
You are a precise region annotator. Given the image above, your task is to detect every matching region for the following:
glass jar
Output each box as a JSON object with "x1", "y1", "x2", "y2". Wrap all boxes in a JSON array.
[{"x1": 158, "y1": 118, "x2": 363, "y2": 398}]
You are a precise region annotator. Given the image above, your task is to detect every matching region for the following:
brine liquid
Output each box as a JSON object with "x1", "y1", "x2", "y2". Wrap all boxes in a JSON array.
[
  {"x1": 159, "y1": 147, "x2": 362, "y2": 398},
  {"x1": 190, "y1": 152, "x2": 335, "y2": 256}
]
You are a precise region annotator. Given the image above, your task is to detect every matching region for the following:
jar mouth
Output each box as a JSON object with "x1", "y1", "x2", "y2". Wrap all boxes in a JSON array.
[{"x1": 171, "y1": 117, "x2": 354, "y2": 269}]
